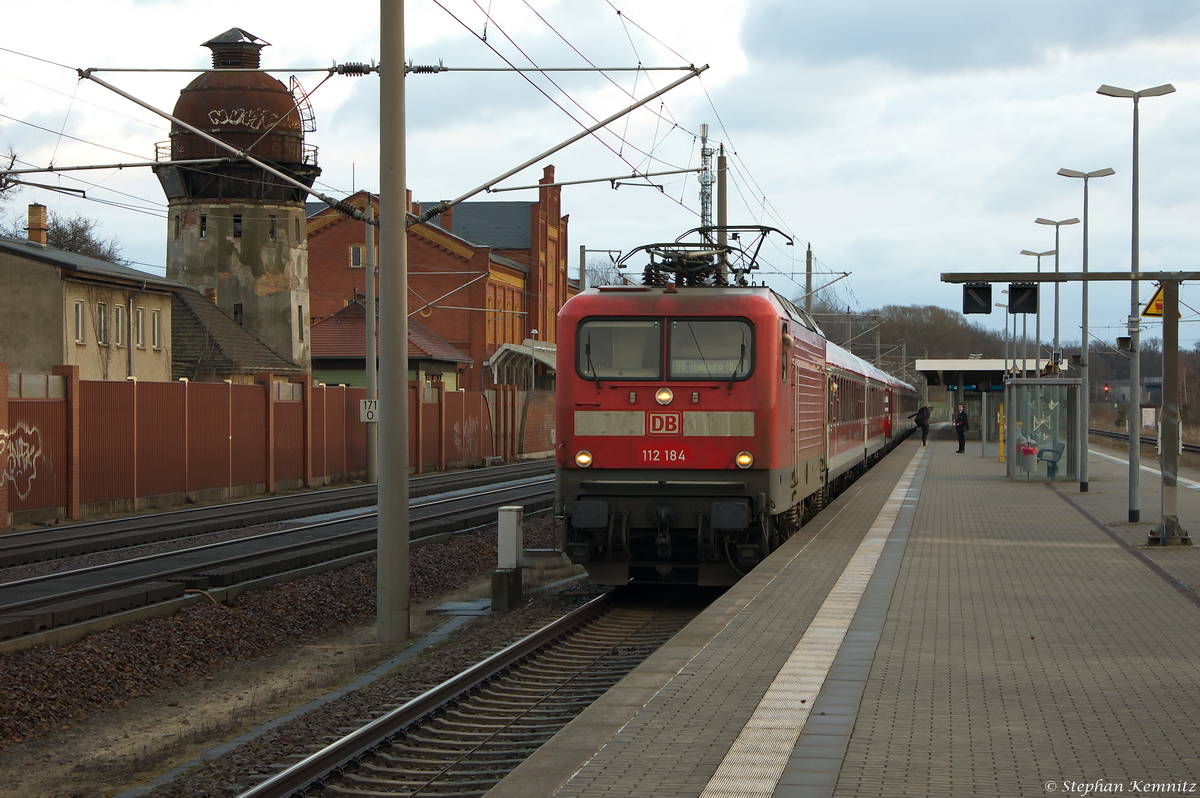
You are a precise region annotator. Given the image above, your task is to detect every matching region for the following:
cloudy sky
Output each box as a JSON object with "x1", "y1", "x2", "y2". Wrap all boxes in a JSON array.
[{"x1": 3, "y1": 0, "x2": 1199, "y2": 350}]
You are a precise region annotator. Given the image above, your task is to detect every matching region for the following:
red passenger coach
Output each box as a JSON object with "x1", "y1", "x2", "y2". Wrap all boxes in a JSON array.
[{"x1": 556, "y1": 229, "x2": 917, "y2": 585}]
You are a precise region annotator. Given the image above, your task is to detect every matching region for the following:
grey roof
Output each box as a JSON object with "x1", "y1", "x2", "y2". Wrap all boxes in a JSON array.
[
  {"x1": 424, "y1": 201, "x2": 532, "y2": 250},
  {"x1": 0, "y1": 235, "x2": 183, "y2": 289},
  {"x1": 171, "y1": 289, "x2": 301, "y2": 380},
  {"x1": 306, "y1": 195, "x2": 531, "y2": 273}
]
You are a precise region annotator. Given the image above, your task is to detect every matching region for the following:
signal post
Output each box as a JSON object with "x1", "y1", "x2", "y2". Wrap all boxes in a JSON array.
[{"x1": 946, "y1": 269, "x2": 1193, "y2": 545}]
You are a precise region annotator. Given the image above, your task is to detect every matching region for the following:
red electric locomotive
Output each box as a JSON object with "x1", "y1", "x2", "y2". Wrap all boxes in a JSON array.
[{"x1": 556, "y1": 229, "x2": 917, "y2": 585}]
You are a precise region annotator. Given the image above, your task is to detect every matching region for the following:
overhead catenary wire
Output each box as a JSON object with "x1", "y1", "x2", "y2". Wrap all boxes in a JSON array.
[{"x1": 438, "y1": 0, "x2": 695, "y2": 199}]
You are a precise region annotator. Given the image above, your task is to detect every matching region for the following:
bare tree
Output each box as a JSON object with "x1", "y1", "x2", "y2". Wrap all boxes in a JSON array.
[
  {"x1": 45, "y1": 212, "x2": 129, "y2": 265},
  {"x1": 0, "y1": 147, "x2": 20, "y2": 229},
  {"x1": 0, "y1": 147, "x2": 16, "y2": 201},
  {"x1": 586, "y1": 257, "x2": 625, "y2": 287}
]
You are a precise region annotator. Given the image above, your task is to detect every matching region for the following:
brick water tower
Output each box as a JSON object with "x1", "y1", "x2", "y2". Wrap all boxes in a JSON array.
[{"x1": 154, "y1": 28, "x2": 320, "y2": 371}]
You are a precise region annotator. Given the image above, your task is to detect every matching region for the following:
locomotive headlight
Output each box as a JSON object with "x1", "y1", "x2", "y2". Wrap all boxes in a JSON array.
[
  {"x1": 574, "y1": 450, "x2": 594, "y2": 468},
  {"x1": 735, "y1": 451, "x2": 754, "y2": 469},
  {"x1": 655, "y1": 387, "x2": 674, "y2": 405}
]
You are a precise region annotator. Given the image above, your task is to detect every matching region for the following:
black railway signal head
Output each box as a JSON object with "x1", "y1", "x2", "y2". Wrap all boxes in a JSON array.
[
  {"x1": 1008, "y1": 283, "x2": 1038, "y2": 314},
  {"x1": 963, "y1": 283, "x2": 992, "y2": 314}
]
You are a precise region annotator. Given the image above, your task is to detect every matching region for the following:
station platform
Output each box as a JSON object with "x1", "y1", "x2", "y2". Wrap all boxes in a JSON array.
[{"x1": 489, "y1": 426, "x2": 1200, "y2": 798}]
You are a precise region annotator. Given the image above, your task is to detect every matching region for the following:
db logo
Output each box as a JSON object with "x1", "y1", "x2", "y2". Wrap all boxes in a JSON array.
[{"x1": 648, "y1": 411, "x2": 682, "y2": 435}]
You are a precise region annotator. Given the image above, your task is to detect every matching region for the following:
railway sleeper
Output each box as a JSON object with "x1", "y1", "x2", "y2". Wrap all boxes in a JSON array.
[
  {"x1": 362, "y1": 759, "x2": 520, "y2": 779},
  {"x1": 377, "y1": 746, "x2": 528, "y2": 765},
  {"x1": 434, "y1": 714, "x2": 573, "y2": 731},
  {"x1": 466, "y1": 696, "x2": 592, "y2": 713},
  {"x1": 514, "y1": 662, "x2": 630, "y2": 678},
  {"x1": 374, "y1": 752, "x2": 528, "y2": 769},
  {"x1": 475, "y1": 684, "x2": 604, "y2": 699},
  {"x1": 410, "y1": 726, "x2": 559, "y2": 743},
  {"x1": 439, "y1": 708, "x2": 570, "y2": 725},
  {"x1": 337, "y1": 771, "x2": 503, "y2": 792}
]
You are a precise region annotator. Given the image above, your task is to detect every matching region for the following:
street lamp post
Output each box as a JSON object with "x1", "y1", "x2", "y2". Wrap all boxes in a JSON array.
[
  {"x1": 996, "y1": 303, "x2": 1009, "y2": 377},
  {"x1": 1034, "y1": 217, "x2": 1079, "y2": 363},
  {"x1": 530, "y1": 329, "x2": 539, "y2": 394},
  {"x1": 1058, "y1": 167, "x2": 1116, "y2": 493},
  {"x1": 1097, "y1": 82, "x2": 1175, "y2": 524},
  {"x1": 1020, "y1": 249, "x2": 1055, "y2": 374}
]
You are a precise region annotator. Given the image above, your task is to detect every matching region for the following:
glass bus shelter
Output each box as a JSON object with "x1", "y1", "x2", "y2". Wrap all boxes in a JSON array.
[{"x1": 1003, "y1": 377, "x2": 1081, "y2": 482}]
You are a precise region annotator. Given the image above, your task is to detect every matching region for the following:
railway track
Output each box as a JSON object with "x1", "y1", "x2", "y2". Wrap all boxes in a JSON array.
[
  {"x1": 235, "y1": 587, "x2": 706, "y2": 798},
  {"x1": 1088, "y1": 427, "x2": 1200, "y2": 454},
  {"x1": 0, "y1": 474, "x2": 554, "y2": 652},
  {"x1": 0, "y1": 460, "x2": 552, "y2": 568}
]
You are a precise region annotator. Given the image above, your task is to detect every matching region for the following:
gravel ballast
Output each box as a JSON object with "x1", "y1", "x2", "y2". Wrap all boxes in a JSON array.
[{"x1": 0, "y1": 516, "x2": 592, "y2": 798}]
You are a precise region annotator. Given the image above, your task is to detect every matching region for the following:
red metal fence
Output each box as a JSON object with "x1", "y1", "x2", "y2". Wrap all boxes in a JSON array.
[{"x1": 3, "y1": 369, "x2": 502, "y2": 527}]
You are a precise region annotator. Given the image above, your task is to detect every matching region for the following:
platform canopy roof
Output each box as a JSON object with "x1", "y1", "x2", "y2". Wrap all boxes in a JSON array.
[{"x1": 915, "y1": 358, "x2": 1045, "y2": 391}]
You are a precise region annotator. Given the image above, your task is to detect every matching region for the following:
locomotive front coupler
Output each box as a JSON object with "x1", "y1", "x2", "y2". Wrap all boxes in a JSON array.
[{"x1": 651, "y1": 503, "x2": 679, "y2": 559}]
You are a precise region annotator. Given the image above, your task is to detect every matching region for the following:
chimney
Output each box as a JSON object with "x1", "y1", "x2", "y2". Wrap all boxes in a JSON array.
[
  {"x1": 439, "y1": 201, "x2": 453, "y2": 231},
  {"x1": 205, "y1": 287, "x2": 218, "y2": 305},
  {"x1": 27, "y1": 204, "x2": 47, "y2": 246}
]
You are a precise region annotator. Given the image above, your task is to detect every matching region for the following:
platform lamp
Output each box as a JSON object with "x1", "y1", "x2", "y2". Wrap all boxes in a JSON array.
[
  {"x1": 1058, "y1": 167, "x2": 1116, "y2": 493},
  {"x1": 1020, "y1": 249, "x2": 1054, "y2": 374},
  {"x1": 1097, "y1": 82, "x2": 1175, "y2": 523},
  {"x1": 996, "y1": 303, "x2": 1009, "y2": 378},
  {"x1": 530, "y1": 329, "x2": 539, "y2": 394},
  {"x1": 1033, "y1": 217, "x2": 1079, "y2": 363}
]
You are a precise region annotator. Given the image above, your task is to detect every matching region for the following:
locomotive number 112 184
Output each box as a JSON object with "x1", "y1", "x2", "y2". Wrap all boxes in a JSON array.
[{"x1": 642, "y1": 448, "x2": 687, "y2": 463}]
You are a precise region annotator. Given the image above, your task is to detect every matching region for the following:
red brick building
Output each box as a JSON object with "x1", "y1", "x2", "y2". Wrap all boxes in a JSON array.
[{"x1": 306, "y1": 166, "x2": 572, "y2": 391}]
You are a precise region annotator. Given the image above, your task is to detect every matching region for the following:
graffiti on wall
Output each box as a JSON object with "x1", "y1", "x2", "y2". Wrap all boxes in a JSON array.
[
  {"x1": 454, "y1": 415, "x2": 482, "y2": 463},
  {"x1": 1, "y1": 423, "x2": 46, "y2": 500}
]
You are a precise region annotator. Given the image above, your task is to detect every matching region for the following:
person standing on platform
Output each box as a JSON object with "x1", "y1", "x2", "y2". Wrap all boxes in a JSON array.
[
  {"x1": 909, "y1": 405, "x2": 931, "y2": 445},
  {"x1": 953, "y1": 403, "x2": 968, "y2": 452}
]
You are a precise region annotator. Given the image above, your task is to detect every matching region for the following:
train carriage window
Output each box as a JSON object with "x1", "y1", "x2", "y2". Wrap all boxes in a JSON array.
[
  {"x1": 668, "y1": 319, "x2": 753, "y2": 381},
  {"x1": 577, "y1": 319, "x2": 662, "y2": 379}
]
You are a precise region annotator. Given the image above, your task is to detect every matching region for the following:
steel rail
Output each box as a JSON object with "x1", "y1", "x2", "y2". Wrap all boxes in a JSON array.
[
  {"x1": 235, "y1": 593, "x2": 614, "y2": 798},
  {"x1": 0, "y1": 461, "x2": 552, "y2": 564},
  {"x1": 0, "y1": 478, "x2": 553, "y2": 615},
  {"x1": 1088, "y1": 427, "x2": 1200, "y2": 455}
]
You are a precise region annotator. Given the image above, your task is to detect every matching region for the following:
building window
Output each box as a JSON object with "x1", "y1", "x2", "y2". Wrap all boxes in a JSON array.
[
  {"x1": 74, "y1": 300, "x2": 86, "y2": 344},
  {"x1": 233, "y1": 303, "x2": 244, "y2": 326},
  {"x1": 173, "y1": 214, "x2": 181, "y2": 240},
  {"x1": 114, "y1": 304, "x2": 125, "y2": 347},
  {"x1": 151, "y1": 309, "x2": 161, "y2": 349},
  {"x1": 350, "y1": 245, "x2": 363, "y2": 268},
  {"x1": 199, "y1": 214, "x2": 207, "y2": 238},
  {"x1": 97, "y1": 303, "x2": 109, "y2": 345},
  {"x1": 269, "y1": 215, "x2": 277, "y2": 240},
  {"x1": 298, "y1": 305, "x2": 305, "y2": 341},
  {"x1": 233, "y1": 213, "x2": 243, "y2": 238},
  {"x1": 135, "y1": 307, "x2": 145, "y2": 347},
  {"x1": 295, "y1": 217, "x2": 301, "y2": 241}
]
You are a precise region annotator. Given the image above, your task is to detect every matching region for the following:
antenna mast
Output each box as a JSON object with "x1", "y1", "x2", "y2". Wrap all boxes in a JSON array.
[{"x1": 699, "y1": 123, "x2": 713, "y2": 241}]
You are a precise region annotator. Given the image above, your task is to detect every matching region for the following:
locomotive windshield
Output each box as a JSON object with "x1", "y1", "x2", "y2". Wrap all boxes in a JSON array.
[
  {"x1": 577, "y1": 320, "x2": 662, "y2": 379},
  {"x1": 576, "y1": 318, "x2": 754, "y2": 381},
  {"x1": 669, "y1": 319, "x2": 753, "y2": 380}
]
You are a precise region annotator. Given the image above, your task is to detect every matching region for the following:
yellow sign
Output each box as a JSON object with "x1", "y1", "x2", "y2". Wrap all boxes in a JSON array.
[
  {"x1": 1141, "y1": 284, "x2": 1179, "y2": 318},
  {"x1": 1143, "y1": 285, "x2": 1164, "y2": 317}
]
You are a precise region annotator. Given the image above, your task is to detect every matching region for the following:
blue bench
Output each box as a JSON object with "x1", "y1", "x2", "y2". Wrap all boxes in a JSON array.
[{"x1": 1038, "y1": 442, "x2": 1066, "y2": 479}]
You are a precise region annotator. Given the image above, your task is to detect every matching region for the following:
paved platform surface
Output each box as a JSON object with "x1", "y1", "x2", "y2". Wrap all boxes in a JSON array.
[{"x1": 488, "y1": 427, "x2": 1200, "y2": 798}]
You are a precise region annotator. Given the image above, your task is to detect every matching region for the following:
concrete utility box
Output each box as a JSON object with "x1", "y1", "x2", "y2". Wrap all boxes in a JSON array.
[{"x1": 492, "y1": 506, "x2": 524, "y2": 612}]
